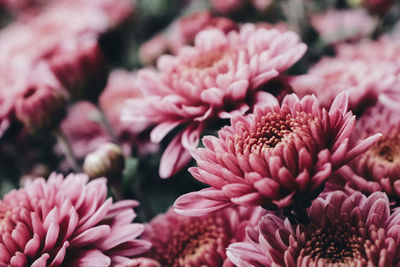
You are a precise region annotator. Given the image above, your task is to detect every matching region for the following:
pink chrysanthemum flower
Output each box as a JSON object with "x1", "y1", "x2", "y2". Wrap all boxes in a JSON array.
[
  {"x1": 174, "y1": 92, "x2": 380, "y2": 216},
  {"x1": 139, "y1": 206, "x2": 265, "y2": 267},
  {"x1": 123, "y1": 24, "x2": 307, "y2": 178},
  {"x1": 0, "y1": 173, "x2": 150, "y2": 266},
  {"x1": 336, "y1": 34, "x2": 400, "y2": 69},
  {"x1": 100, "y1": 70, "x2": 150, "y2": 139},
  {"x1": 289, "y1": 56, "x2": 398, "y2": 113},
  {"x1": 338, "y1": 104, "x2": 400, "y2": 199},
  {"x1": 310, "y1": 9, "x2": 377, "y2": 44},
  {"x1": 61, "y1": 101, "x2": 111, "y2": 159},
  {"x1": 99, "y1": 70, "x2": 158, "y2": 156},
  {"x1": 227, "y1": 191, "x2": 400, "y2": 267}
]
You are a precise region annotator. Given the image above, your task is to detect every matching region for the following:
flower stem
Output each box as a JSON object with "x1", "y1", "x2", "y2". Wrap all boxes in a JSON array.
[
  {"x1": 97, "y1": 106, "x2": 119, "y2": 145},
  {"x1": 54, "y1": 128, "x2": 82, "y2": 173}
]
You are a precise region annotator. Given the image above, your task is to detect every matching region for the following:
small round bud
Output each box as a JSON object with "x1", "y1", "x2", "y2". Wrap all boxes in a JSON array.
[
  {"x1": 83, "y1": 143, "x2": 125, "y2": 179},
  {"x1": 15, "y1": 84, "x2": 68, "y2": 133}
]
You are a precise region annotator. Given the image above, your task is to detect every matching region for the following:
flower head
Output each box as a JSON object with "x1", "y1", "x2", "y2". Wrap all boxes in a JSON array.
[
  {"x1": 310, "y1": 9, "x2": 376, "y2": 44},
  {"x1": 123, "y1": 24, "x2": 307, "y2": 178},
  {"x1": 289, "y1": 56, "x2": 398, "y2": 113},
  {"x1": 60, "y1": 101, "x2": 111, "y2": 159},
  {"x1": 227, "y1": 191, "x2": 400, "y2": 266},
  {"x1": 99, "y1": 70, "x2": 158, "y2": 156},
  {"x1": 141, "y1": 206, "x2": 265, "y2": 267},
  {"x1": 14, "y1": 64, "x2": 68, "y2": 132},
  {"x1": 338, "y1": 104, "x2": 400, "y2": 200},
  {"x1": 174, "y1": 92, "x2": 380, "y2": 216},
  {"x1": 0, "y1": 172, "x2": 150, "y2": 266}
]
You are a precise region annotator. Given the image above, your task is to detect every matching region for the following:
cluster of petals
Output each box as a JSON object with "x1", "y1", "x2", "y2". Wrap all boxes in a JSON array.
[
  {"x1": 174, "y1": 92, "x2": 381, "y2": 216},
  {"x1": 0, "y1": 0, "x2": 133, "y2": 136},
  {"x1": 310, "y1": 9, "x2": 376, "y2": 44},
  {"x1": 337, "y1": 103, "x2": 400, "y2": 199},
  {"x1": 289, "y1": 55, "x2": 399, "y2": 113},
  {"x1": 0, "y1": 172, "x2": 150, "y2": 266},
  {"x1": 137, "y1": 206, "x2": 265, "y2": 267},
  {"x1": 124, "y1": 23, "x2": 307, "y2": 178},
  {"x1": 227, "y1": 191, "x2": 400, "y2": 266}
]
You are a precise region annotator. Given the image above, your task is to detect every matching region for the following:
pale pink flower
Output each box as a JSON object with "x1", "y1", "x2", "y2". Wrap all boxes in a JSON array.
[
  {"x1": 99, "y1": 70, "x2": 158, "y2": 156},
  {"x1": 289, "y1": 56, "x2": 398, "y2": 113},
  {"x1": 61, "y1": 101, "x2": 111, "y2": 159},
  {"x1": 310, "y1": 9, "x2": 377, "y2": 44},
  {"x1": 336, "y1": 34, "x2": 400, "y2": 69},
  {"x1": 227, "y1": 191, "x2": 400, "y2": 266},
  {"x1": 123, "y1": 24, "x2": 307, "y2": 178},
  {"x1": 174, "y1": 92, "x2": 380, "y2": 216},
  {"x1": 338, "y1": 103, "x2": 400, "y2": 199},
  {"x1": 0, "y1": 172, "x2": 151, "y2": 266},
  {"x1": 141, "y1": 206, "x2": 265, "y2": 267}
]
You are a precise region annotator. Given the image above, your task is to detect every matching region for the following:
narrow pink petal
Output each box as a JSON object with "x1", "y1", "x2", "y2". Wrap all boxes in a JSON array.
[{"x1": 174, "y1": 191, "x2": 233, "y2": 216}]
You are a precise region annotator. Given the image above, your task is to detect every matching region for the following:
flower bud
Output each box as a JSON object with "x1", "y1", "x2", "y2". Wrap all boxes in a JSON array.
[
  {"x1": 83, "y1": 142, "x2": 125, "y2": 179},
  {"x1": 15, "y1": 84, "x2": 68, "y2": 133}
]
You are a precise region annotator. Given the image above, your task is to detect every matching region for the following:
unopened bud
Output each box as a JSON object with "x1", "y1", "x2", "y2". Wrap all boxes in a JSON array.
[
  {"x1": 15, "y1": 85, "x2": 67, "y2": 132},
  {"x1": 83, "y1": 143, "x2": 125, "y2": 179}
]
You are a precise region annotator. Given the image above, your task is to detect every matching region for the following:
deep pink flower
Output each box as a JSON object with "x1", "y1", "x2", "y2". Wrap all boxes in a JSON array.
[
  {"x1": 0, "y1": 172, "x2": 151, "y2": 266},
  {"x1": 46, "y1": 35, "x2": 108, "y2": 99},
  {"x1": 123, "y1": 24, "x2": 307, "y2": 178},
  {"x1": 227, "y1": 191, "x2": 400, "y2": 266},
  {"x1": 60, "y1": 101, "x2": 111, "y2": 159},
  {"x1": 174, "y1": 92, "x2": 380, "y2": 216},
  {"x1": 211, "y1": 0, "x2": 246, "y2": 14},
  {"x1": 140, "y1": 206, "x2": 265, "y2": 267},
  {"x1": 337, "y1": 104, "x2": 400, "y2": 199},
  {"x1": 310, "y1": 9, "x2": 377, "y2": 44},
  {"x1": 289, "y1": 56, "x2": 398, "y2": 113}
]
